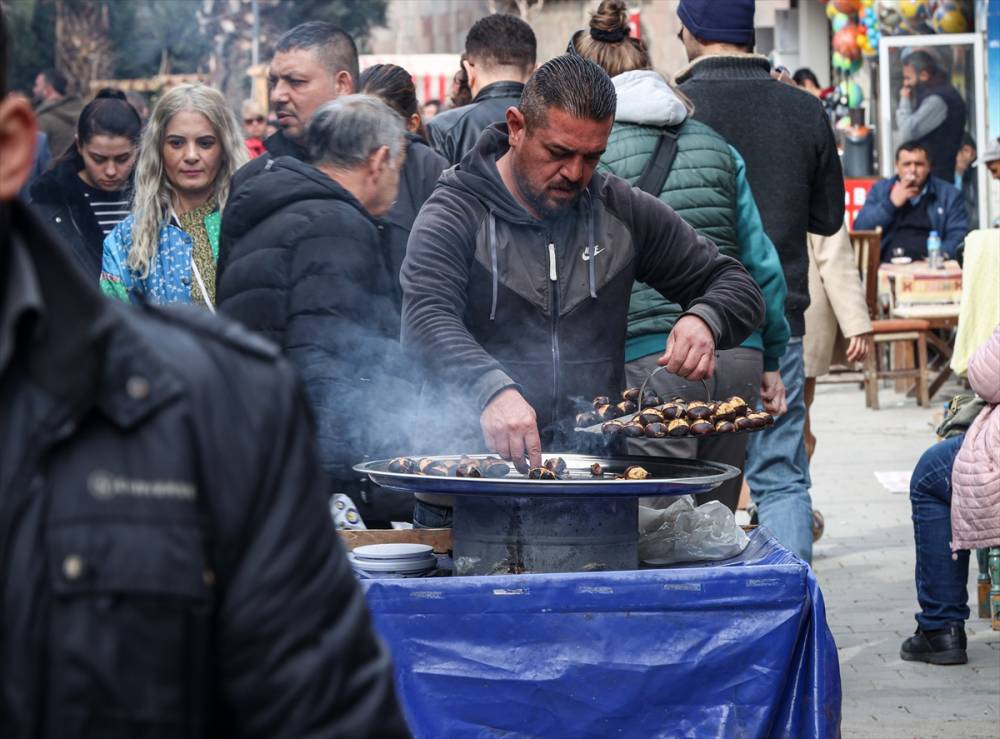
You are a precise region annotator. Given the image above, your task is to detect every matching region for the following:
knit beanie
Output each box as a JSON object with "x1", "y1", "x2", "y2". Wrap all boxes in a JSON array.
[{"x1": 677, "y1": 0, "x2": 755, "y2": 47}]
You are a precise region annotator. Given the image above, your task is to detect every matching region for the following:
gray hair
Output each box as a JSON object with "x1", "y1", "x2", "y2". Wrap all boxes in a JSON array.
[
  {"x1": 520, "y1": 54, "x2": 616, "y2": 129},
  {"x1": 307, "y1": 94, "x2": 406, "y2": 169}
]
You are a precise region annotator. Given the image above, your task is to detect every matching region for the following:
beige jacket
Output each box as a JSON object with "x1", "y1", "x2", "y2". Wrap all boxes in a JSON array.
[{"x1": 803, "y1": 224, "x2": 873, "y2": 378}]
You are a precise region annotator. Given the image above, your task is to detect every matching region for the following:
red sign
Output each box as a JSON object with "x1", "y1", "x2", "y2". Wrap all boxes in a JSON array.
[{"x1": 844, "y1": 177, "x2": 877, "y2": 230}]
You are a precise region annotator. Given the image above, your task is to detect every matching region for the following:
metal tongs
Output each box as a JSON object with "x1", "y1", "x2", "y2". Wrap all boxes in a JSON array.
[{"x1": 636, "y1": 366, "x2": 711, "y2": 413}]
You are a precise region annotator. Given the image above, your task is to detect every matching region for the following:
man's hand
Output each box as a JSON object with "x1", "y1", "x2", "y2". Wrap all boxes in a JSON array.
[
  {"x1": 658, "y1": 315, "x2": 717, "y2": 380},
  {"x1": 846, "y1": 332, "x2": 875, "y2": 363},
  {"x1": 890, "y1": 177, "x2": 920, "y2": 207},
  {"x1": 760, "y1": 371, "x2": 787, "y2": 416},
  {"x1": 480, "y1": 388, "x2": 542, "y2": 473}
]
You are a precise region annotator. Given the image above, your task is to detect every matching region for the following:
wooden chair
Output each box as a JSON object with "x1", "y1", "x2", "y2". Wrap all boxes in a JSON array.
[{"x1": 849, "y1": 228, "x2": 931, "y2": 409}]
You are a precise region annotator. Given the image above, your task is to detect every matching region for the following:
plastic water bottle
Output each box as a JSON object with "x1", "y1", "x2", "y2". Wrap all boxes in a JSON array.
[{"x1": 927, "y1": 230, "x2": 943, "y2": 269}]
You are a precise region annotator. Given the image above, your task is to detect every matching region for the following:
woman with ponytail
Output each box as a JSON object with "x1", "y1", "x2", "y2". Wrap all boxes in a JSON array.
[
  {"x1": 359, "y1": 63, "x2": 448, "y2": 300},
  {"x1": 100, "y1": 84, "x2": 248, "y2": 307},
  {"x1": 574, "y1": 0, "x2": 791, "y2": 513},
  {"x1": 29, "y1": 88, "x2": 141, "y2": 278}
]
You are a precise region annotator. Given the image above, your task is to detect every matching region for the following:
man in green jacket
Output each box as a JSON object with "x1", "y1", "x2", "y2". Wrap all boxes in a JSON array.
[{"x1": 32, "y1": 67, "x2": 82, "y2": 158}]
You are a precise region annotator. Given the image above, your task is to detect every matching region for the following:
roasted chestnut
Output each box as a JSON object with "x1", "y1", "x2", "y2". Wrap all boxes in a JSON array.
[
  {"x1": 728, "y1": 396, "x2": 749, "y2": 417},
  {"x1": 660, "y1": 402, "x2": 686, "y2": 421},
  {"x1": 455, "y1": 463, "x2": 482, "y2": 478},
  {"x1": 690, "y1": 419, "x2": 715, "y2": 436},
  {"x1": 667, "y1": 419, "x2": 690, "y2": 437},
  {"x1": 638, "y1": 408, "x2": 664, "y2": 425},
  {"x1": 641, "y1": 392, "x2": 662, "y2": 408},
  {"x1": 575, "y1": 411, "x2": 599, "y2": 428},
  {"x1": 423, "y1": 461, "x2": 450, "y2": 476},
  {"x1": 745, "y1": 414, "x2": 767, "y2": 429},
  {"x1": 734, "y1": 416, "x2": 756, "y2": 431},
  {"x1": 592, "y1": 395, "x2": 612, "y2": 408},
  {"x1": 595, "y1": 404, "x2": 623, "y2": 422},
  {"x1": 622, "y1": 422, "x2": 646, "y2": 438},
  {"x1": 543, "y1": 456, "x2": 567, "y2": 476},
  {"x1": 387, "y1": 457, "x2": 416, "y2": 474},
  {"x1": 602, "y1": 420, "x2": 625, "y2": 437},
  {"x1": 621, "y1": 387, "x2": 641, "y2": 403},
  {"x1": 590, "y1": 462, "x2": 604, "y2": 477},
  {"x1": 713, "y1": 401, "x2": 737, "y2": 423},
  {"x1": 417, "y1": 458, "x2": 436, "y2": 473},
  {"x1": 480, "y1": 458, "x2": 511, "y2": 478},
  {"x1": 686, "y1": 401, "x2": 714, "y2": 421},
  {"x1": 758, "y1": 411, "x2": 775, "y2": 426},
  {"x1": 644, "y1": 422, "x2": 668, "y2": 438},
  {"x1": 528, "y1": 467, "x2": 558, "y2": 480},
  {"x1": 714, "y1": 420, "x2": 736, "y2": 434},
  {"x1": 622, "y1": 465, "x2": 650, "y2": 480},
  {"x1": 616, "y1": 400, "x2": 638, "y2": 416}
]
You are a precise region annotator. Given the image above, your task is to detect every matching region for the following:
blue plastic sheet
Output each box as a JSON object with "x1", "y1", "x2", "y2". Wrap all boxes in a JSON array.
[{"x1": 362, "y1": 529, "x2": 841, "y2": 738}]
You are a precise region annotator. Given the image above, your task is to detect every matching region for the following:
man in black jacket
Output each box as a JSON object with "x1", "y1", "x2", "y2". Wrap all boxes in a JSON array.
[
  {"x1": 426, "y1": 14, "x2": 536, "y2": 165},
  {"x1": 218, "y1": 95, "x2": 413, "y2": 528},
  {"x1": 402, "y1": 55, "x2": 763, "y2": 526},
  {"x1": 675, "y1": 0, "x2": 845, "y2": 563},
  {"x1": 229, "y1": 21, "x2": 357, "y2": 195},
  {"x1": 0, "y1": 14, "x2": 408, "y2": 736}
]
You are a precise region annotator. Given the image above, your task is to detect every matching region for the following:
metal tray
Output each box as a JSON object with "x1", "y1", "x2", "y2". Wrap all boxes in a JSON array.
[
  {"x1": 354, "y1": 454, "x2": 739, "y2": 499},
  {"x1": 575, "y1": 415, "x2": 767, "y2": 438}
]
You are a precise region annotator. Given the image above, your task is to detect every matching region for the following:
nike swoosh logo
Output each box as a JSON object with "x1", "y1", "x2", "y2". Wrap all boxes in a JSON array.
[{"x1": 582, "y1": 246, "x2": 604, "y2": 262}]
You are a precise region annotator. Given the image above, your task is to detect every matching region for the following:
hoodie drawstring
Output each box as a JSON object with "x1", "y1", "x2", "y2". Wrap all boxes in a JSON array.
[
  {"x1": 489, "y1": 211, "x2": 499, "y2": 321},
  {"x1": 586, "y1": 192, "x2": 597, "y2": 299}
]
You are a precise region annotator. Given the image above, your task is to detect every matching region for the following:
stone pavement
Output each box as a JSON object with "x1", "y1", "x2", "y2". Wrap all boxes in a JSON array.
[{"x1": 807, "y1": 381, "x2": 999, "y2": 739}]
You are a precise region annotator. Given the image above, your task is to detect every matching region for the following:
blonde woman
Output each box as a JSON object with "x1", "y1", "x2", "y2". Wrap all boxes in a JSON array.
[{"x1": 100, "y1": 84, "x2": 249, "y2": 307}]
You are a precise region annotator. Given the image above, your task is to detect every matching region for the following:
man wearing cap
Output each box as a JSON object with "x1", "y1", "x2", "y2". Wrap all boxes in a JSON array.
[{"x1": 675, "y1": 0, "x2": 845, "y2": 563}]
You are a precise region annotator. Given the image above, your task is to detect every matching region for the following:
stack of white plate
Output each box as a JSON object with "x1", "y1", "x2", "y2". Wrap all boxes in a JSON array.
[{"x1": 349, "y1": 543, "x2": 438, "y2": 579}]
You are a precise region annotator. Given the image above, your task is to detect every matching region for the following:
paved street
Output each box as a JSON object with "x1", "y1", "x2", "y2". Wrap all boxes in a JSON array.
[{"x1": 808, "y1": 380, "x2": 1000, "y2": 739}]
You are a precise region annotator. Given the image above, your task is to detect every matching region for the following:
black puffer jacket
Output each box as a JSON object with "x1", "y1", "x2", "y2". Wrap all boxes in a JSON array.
[
  {"x1": 0, "y1": 200, "x2": 409, "y2": 737},
  {"x1": 401, "y1": 124, "x2": 763, "y2": 449},
  {"x1": 382, "y1": 133, "x2": 448, "y2": 301},
  {"x1": 217, "y1": 157, "x2": 412, "y2": 486},
  {"x1": 28, "y1": 157, "x2": 111, "y2": 279},
  {"x1": 425, "y1": 81, "x2": 524, "y2": 165}
]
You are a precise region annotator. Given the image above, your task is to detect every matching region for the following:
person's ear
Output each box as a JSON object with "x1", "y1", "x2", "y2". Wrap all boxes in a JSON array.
[
  {"x1": 368, "y1": 145, "x2": 390, "y2": 183},
  {"x1": 0, "y1": 96, "x2": 39, "y2": 201},
  {"x1": 506, "y1": 106, "x2": 527, "y2": 147},
  {"x1": 335, "y1": 70, "x2": 354, "y2": 96},
  {"x1": 406, "y1": 112, "x2": 421, "y2": 134},
  {"x1": 464, "y1": 58, "x2": 478, "y2": 90}
]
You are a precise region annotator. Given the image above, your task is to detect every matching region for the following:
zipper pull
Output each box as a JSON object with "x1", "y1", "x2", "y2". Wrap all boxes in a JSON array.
[{"x1": 548, "y1": 242, "x2": 557, "y2": 282}]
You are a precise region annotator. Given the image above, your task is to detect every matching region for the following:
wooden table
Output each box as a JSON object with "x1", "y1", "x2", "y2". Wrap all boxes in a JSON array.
[{"x1": 878, "y1": 261, "x2": 962, "y2": 398}]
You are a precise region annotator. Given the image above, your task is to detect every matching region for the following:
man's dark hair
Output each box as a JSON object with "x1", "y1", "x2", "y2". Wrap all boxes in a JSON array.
[
  {"x1": 896, "y1": 140, "x2": 932, "y2": 164},
  {"x1": 960, "y1": 131, "x2": 976, "y2": 150},
  {"x1": 1, "y1": 7, "x2": 8, "y2": 99},
  {"x1": 274, "y1": 21, "x2": 359, "y2": 87},
  {"x1": 792, "y1": 68, "x2": 820, "y2": 88},
  {"x1": 465, "y1": 14, "x2": 536, "y2": 69},
  {"x1": 40, "y1": 67, "x2": 68, "y2": 96},
  {"x1": 903, "y1": 50, "x2": 939, "y2": 77},
  {"x1": 520, "y1": 54, "x2": 616, "y2": 129}
]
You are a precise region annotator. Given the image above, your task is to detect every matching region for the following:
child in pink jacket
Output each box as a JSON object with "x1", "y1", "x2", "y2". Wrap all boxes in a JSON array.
[{"x1": 902, "y1": 323, "x2": 1000, "y2": 666}]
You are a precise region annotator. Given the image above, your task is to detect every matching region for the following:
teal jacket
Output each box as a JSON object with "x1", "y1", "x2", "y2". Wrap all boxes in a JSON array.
[{"x1": 600, "y1": 70, "x2": 789, "y2": 371}]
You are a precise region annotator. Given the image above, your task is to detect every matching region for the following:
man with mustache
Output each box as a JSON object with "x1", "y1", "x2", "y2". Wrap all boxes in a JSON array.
[{"x1": 401, "y1": 55, "x2": 763, "y2": 527}]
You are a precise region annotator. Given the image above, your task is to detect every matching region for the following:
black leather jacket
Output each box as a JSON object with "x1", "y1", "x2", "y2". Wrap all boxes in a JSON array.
[
  {"x1": 0, "y1": 200, "x2": 410, "y2": 738},
  {"x1": 425, "y1": 80, "x2": 524, "y2": 166}
]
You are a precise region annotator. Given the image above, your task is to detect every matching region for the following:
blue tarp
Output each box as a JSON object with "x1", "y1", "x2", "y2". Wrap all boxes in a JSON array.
[{"x1": 362, "y1": 528, "x2": 841, "y2": 738}]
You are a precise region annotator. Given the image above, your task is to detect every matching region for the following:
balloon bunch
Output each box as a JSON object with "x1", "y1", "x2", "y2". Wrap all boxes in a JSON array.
[
  {"x1": 875, "y1": 0, "x2": 971, "y2": 36},
  {"x1": 824, "y1": 0, "x2": 878, "y2": 68}
]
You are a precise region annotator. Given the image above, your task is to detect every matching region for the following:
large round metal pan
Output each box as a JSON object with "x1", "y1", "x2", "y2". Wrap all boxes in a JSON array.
[{"x1": 354, "y1": 454, "x2": 739, "y2": 498}]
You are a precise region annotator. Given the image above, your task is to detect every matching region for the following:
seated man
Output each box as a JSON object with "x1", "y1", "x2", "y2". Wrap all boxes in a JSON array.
[
  {"x1": 854, "y1": 141, "x2": 969, "y2": 263},
  {"x1": 218, "y1": 95, "x2": 415, "y2": 527}
]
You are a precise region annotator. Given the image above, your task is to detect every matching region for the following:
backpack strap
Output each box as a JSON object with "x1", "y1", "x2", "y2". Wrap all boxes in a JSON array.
[{"x1": 635, "y1": 125, "x2": 682, "y2": 197}]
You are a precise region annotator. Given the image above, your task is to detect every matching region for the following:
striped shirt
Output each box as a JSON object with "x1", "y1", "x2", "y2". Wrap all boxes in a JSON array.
[{"x1": 81, "y1": 182, "x2": 130, "y2": 235}]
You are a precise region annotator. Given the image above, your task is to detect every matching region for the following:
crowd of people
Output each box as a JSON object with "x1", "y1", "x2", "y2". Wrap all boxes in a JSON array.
[{"x1": 1, "y1": 0, "x2": 998, "y2": 732}]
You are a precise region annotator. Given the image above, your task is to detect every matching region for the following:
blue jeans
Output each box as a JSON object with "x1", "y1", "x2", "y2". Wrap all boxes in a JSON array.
[
  {"x1": 910, "y1": 434, "x2": 969, "y2": 631},
  {"x1": 745, "y1": 339, "x2": 813, "y2": 562}
]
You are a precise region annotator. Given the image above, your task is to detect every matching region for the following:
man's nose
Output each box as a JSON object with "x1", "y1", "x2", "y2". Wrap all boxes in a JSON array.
[
  {"x1": 561, "y1": 156, "x2": 584, "y2": 183},
  {"x1": 271, "y1": 80, "x2": 289, "y2": 103}
]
